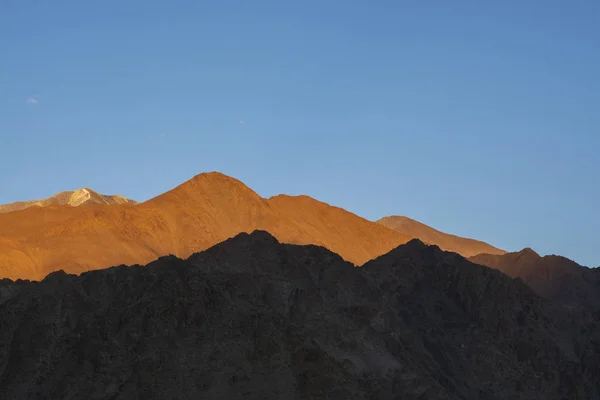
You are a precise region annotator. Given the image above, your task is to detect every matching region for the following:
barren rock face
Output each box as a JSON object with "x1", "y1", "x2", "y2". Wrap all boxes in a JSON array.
[{"x1": 0, "y1": 231, "x2": 598, "y2": 399}]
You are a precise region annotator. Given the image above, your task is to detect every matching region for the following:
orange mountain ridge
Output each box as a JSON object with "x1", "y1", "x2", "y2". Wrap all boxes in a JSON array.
[
  {"x1": 0, "y1": 187, "x2": 136, "y2": 214},
  {"x1": 0, "y1": 172, "x2": 416, "y2": 281},
  {"x1": 376, "y1": 216, "x2": 505, "y2": 257}
]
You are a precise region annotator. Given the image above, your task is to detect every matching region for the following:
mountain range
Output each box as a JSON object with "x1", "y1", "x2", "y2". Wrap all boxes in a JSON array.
[
  {"x1": 0, "y1": 231, "x2": 598, "y2": 399},
  {"x1": 0, "y1": 177, "x2": 505, "y2": 264},
  {"x1": 1, "y1": 172, "x2": 599, "y2": 398},
  {"x1": 0, "y1": 172, "x2": 594, "y2": 304},
  {"x1": 0, "y1": 172, "x2": 412, "y2": 280},
  {"x1": 0, "y1": 171, "x2": 506, "y2": 282}
]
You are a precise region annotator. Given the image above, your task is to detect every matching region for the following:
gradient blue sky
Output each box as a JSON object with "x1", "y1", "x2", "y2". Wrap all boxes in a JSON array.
[{"x1": 1, "y1": 1, "x2": 598, "y2": 266}]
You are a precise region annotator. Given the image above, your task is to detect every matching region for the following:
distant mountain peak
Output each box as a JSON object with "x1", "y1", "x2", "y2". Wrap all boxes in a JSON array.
[
  {"x1": 146, "y1": 171, "x2": 262, "y2": 206},
  {"x1": 517, "y1": 247, "x2": 541, "y2": 258},
  {"x1": 0, "y1": 188, "x2": 136, "y2": 214},
  {"x1": 185, "y1": 171, "x2": 253, "y2": 188},
  {"x1": 191, "y1": 171, "x2": 235, "y2": 180}
]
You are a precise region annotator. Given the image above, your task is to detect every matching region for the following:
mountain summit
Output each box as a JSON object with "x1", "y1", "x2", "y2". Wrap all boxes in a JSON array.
[{"x1": 0, "y1": 188, "x2": 136, "y2": 214}]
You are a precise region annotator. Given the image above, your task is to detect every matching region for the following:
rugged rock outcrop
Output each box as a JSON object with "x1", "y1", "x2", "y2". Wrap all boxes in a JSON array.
[{"x1": 0, "y1": 231, "x2": 598, "y2": 399}]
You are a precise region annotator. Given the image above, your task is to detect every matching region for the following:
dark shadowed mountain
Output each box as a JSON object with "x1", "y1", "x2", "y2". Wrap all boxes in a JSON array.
[
  {"x1": 376, "y1": 215, "x2": 505, "y2": 257},
  {"x1": 470, "y1": 249, "x2": 600, "y2": 311},
  {"x1": 1, "y1": 231, "x2": 598, "y2": 399}
]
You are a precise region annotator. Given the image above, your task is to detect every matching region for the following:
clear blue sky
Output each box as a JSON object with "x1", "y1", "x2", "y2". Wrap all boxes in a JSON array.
[{"x1": 1, "y1": 1, "x2": 598, "y2": 266}]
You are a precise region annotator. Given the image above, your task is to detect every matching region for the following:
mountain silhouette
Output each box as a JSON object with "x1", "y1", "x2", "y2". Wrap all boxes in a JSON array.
[
  {"x1": 377, "y1": 215, "x2": 505, "y2": 257},
  {"x1": 0, "y1": 231, "x2": 597, "y2": 399},
  {"x1": 0, "y1": 172, "x2": 411, "y2": 280}
]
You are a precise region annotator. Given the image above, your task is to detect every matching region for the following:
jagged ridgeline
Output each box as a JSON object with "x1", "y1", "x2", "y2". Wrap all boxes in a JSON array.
[{"x1": 1, "y1": 231, "x2": 598, "y2": 399}]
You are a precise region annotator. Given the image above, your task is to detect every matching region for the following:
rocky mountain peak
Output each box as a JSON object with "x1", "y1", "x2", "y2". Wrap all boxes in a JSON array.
[{"x1": 0, "y1": 188, "x2": 136, "y2": 214}]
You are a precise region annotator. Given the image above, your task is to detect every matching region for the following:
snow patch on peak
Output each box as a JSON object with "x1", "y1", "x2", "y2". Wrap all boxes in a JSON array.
[{"x1": 68, "y1": 189, "x2": 92, "y2": 206}]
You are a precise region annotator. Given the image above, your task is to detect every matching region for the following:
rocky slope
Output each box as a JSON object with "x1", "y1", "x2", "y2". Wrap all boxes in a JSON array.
[
  {"x1": 0, "y1": 188, "x2": 136, "y2": 214},
  {"x1": 470, "y1": 249, "x2": 600, "y2": 311},
  {"x1": 0, "y1": 172, "x2": 411, "y2": 280},
  {"x1": 377, "y1": 216, "x2": 505, "y2": 257},
  {"x1": 0, "y1": 231, "x2": 598, "y2": 399}
]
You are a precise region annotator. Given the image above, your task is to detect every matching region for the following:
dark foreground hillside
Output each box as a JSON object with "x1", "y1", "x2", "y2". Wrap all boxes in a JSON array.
[{"x1": 0, "y1": 231, "x2": 599, "y2": 400}]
